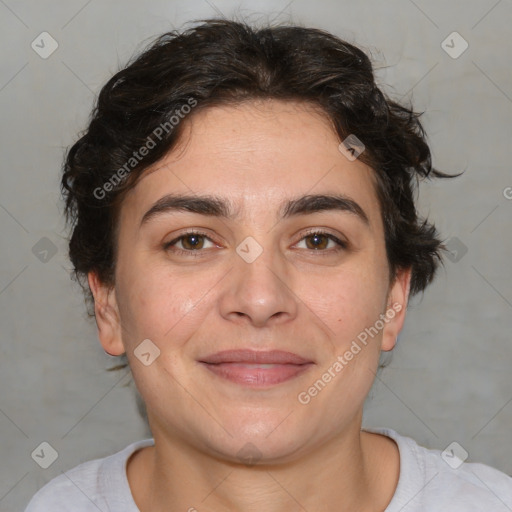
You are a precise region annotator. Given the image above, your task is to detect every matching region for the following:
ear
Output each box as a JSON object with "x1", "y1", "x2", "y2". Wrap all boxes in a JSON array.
[
  {"x1": 381, "y1": 267, "x2": 412, "y2": 352},
  {"x1": 88, "y1": 271, "x2": 125, "y2": 356}
]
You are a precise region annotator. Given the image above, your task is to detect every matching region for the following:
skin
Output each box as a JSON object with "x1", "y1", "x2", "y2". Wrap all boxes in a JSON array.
[{"x1": 89, "y1": 99, "x2": 411, "y2": 512}]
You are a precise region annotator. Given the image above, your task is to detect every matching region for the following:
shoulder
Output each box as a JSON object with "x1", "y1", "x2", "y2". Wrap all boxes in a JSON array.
[
  {"x1": 24, "y1": 438, "x2": 154, "y2": 512},
  {"x1": 365, "y1": 427, "x2": 512, "y2": 511},
  {"x1": 24, "y1": 462, "x2": 101, "y2": 512}
]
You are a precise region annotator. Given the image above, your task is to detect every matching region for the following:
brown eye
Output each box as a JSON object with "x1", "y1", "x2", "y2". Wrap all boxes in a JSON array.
[
  {"x1": 304, "y1": 233, "x2": 330, "y2": 250},
  {"x1": 164, "y1": 230, "x2": 216, "y2": 255},
  {"x1": 180, "y1": 233, "x2": 206, "y2": 250},
  {"x1": 296, "y1": 231, "x2": 347, "y2": 253}
]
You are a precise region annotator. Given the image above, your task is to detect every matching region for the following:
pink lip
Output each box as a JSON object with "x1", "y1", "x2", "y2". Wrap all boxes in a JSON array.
[
  {"x1": 198, "y1": 350, "x2": 314, "y2": 388},
  {"x1": 200, "y1": 349, "x2": 312, "y2": 365}
]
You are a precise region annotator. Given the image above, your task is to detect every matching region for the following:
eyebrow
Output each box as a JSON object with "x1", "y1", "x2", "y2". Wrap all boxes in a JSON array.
[{"x1": 140, "y1": 193, "x2": 370, "y2": 228}]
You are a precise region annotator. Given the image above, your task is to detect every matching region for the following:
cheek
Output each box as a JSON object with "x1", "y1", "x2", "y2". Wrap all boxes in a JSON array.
[
  {"x1": 115, "y1": 260, "x2": 217, "y2": 350},
  {"x1": 115, "y1": 270, "x2": 175, "y2": 341},
  {"x1": 302, "y1": 258, "x2": 387, "y2": 340}
]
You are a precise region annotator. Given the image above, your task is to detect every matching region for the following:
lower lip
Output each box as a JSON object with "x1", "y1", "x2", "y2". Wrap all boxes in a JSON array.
[{"x1": 200, "y1": 362, "x2": 313, "y2": 387}]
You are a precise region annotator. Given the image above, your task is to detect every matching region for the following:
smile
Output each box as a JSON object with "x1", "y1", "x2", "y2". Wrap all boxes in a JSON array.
[{"x1": 200, "y1": 361, "x2": 314, "y2": 387}]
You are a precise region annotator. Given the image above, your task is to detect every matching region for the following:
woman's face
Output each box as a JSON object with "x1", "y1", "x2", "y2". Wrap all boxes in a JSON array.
[{"x1": 91, "y1": 99, "x2": 410, "y2": 463}]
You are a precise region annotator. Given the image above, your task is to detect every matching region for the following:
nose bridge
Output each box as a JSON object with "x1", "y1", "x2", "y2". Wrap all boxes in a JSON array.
[{"x1": 218, "y1": 232, "x2": 298, "y2": 326}]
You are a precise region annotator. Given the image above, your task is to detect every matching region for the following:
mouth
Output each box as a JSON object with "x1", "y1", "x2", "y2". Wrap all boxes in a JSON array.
[{"x1": 198, "y1": 349, "x2": 315, "y2": 388}]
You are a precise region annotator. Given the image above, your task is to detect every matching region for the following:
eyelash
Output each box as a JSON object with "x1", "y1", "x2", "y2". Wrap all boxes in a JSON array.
[{"x1": 163, "y1": 229, "x2": 348, "y2": 258}]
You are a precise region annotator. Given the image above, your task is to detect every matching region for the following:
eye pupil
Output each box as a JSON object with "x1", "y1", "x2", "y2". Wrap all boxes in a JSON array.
[
  {"x1": 307, "y1": 233, "x2": 328, "y2": 250},
  {"x1": 183, "y1": 234, "x2": 203, "y2": 250}
]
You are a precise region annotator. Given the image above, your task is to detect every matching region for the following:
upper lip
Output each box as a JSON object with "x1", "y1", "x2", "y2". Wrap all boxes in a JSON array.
[{"x1": 199, "y1": 349, "x2": 313, "y2": 365}]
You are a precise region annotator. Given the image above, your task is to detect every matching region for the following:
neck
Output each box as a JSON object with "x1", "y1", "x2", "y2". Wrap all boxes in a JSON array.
[{"x1": 128, "y1": 419, "x2": 399, "y2": 512}]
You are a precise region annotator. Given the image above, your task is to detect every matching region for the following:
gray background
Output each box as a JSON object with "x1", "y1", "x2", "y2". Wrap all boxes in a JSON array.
[{"x1": 1, "y1": 0, "x2": 511, "y2": 510}]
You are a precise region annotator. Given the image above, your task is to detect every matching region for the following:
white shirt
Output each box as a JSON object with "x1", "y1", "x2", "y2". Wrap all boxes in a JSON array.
[{"x1": 25, "y1": 427, "x2": 512, "y2": 511}]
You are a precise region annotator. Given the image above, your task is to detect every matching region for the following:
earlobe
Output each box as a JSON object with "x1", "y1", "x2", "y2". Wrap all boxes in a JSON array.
[
  {"x1": 381, "y1": 267, "x2": 412, "y2": 352},
  {"x1": 87, "y1": 271, "x2": 125, "y2": 356}
]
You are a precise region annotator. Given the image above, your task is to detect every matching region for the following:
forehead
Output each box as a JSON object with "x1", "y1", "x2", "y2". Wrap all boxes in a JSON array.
[{"x1": 122, "y1": 99, "x2": 383, "y2": 232}]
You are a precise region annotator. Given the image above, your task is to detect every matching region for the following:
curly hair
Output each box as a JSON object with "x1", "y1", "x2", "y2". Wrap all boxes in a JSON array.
[{"x1": 62, "y1": 18, "x2": 461, "y2": 315}]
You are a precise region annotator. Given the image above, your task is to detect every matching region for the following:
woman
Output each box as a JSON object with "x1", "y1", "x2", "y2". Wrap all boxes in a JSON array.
[{"x1": 26, "y1": 18, "x2": 512, "y2": 511}]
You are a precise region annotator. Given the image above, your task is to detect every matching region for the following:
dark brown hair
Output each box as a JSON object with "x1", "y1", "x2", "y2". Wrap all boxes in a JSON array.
[{"x1": 62, "y1": 18, "x2": 461, "y2": 316}]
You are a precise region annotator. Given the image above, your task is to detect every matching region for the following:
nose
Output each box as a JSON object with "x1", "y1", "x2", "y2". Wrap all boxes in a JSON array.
[{"x1": 217, "y1": 240, "x2": 299, "y2": 328}]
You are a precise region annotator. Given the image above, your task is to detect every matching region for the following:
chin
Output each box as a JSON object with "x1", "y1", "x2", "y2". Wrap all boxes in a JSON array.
[{"x1": 199, "y1": 414, "x2": 314, "y2": 465}]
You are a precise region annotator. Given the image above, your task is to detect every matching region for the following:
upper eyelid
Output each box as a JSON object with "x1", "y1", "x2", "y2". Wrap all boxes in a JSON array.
[
  {"x1": 165, "y1": 230, "x2": 216, "y2": 248},
  {"x1": 166, "y1": 228, "x2": 346, "y2": 249}
]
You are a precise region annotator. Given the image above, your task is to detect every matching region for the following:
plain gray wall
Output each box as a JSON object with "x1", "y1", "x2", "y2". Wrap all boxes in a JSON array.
[{"x1": 1, "y1": 1, "x2": 511, "y2": 510}]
